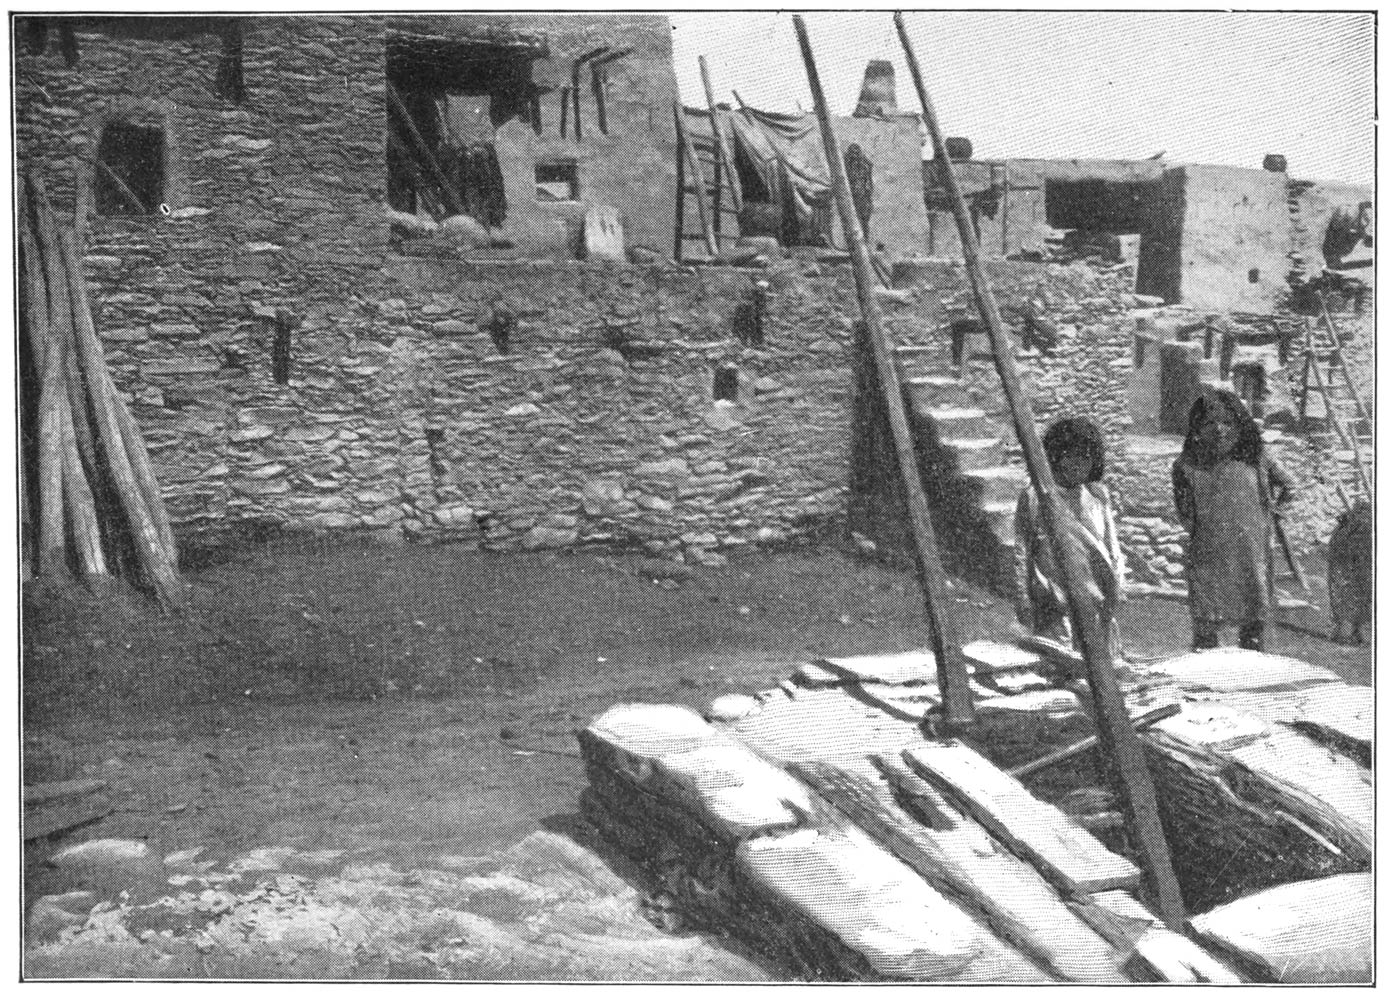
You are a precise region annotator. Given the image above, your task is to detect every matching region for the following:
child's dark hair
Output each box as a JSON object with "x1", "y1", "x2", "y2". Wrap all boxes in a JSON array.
[
  {"x1": 1182, "y1": 388, "x2": 1263, "y2": 467},
  {"x1": 1041, "y1": 417, "x2": 1105, "y2": 482}
]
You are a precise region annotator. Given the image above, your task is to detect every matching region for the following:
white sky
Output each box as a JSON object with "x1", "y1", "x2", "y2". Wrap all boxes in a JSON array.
[{"x1": 669, "y1": 10, "x2": 1376, "y2": 187}]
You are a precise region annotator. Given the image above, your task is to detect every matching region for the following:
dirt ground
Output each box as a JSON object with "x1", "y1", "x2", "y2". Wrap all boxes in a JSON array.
[{"x1": 21, "y1": 536, "x2": 1371, "y2": 976}]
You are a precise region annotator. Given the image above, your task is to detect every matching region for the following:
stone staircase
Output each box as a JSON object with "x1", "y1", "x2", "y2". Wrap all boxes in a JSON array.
[{"x1": 895, "y1": 349, "x2": 1028, "y2": 594}]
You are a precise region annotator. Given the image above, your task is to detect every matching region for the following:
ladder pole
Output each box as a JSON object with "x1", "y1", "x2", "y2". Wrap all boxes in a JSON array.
[
  {"x1": 1317, "y1": 292, "x2": 1371, "y2": 432},
  {"x1": 793, "y1": 14, "x2": 975, "y2": 730},
  {"x1": 673, "y1": 101, "x2": 718, "y2": 258},
  {"x1": 893, "y1": 8, "x2": 1185, "y2": 931},
  {"x1": 673, "y1": 118, "x2": 686, "y2": 262},
  {"x1": 1306, "y1": 347, "x2": 1371, "y2": 506},
  {"x1": 699, "y1": 56, "x2": 743, "y2": 212}
]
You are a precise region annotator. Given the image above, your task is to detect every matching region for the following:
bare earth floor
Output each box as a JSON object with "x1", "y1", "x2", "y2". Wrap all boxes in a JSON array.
[{"x1": 21, "y1": 538, "x2": 1371, "y2": 978}]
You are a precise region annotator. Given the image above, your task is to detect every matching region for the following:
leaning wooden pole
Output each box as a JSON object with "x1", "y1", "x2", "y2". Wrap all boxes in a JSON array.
[
  {"x1": 672, "y1": 100, "x2": 719, "y2": 258},
  {"x1": 698, "y1": 56, "x2": 743, "y2": 212},
  {"x1": 893, "y1": 11, "x2": 1184, "y2": 928},
  {"x1": 793, "y1": 15, "x2": 974, "y2": 727}
]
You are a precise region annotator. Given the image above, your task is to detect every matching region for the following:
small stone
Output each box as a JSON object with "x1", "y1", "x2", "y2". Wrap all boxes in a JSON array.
[
  {"x1": 505, "y1": 402, "x2": 541, "y2": 417},
  {"x1": 50, "y1": 838, "x2": 150, "y2": 870},
  {"x1": 522, "y1": 526, "x2": 578, "y2": 551},
  {"x1": 705, "y1": 694, "x2": 760, "y2": 722}
]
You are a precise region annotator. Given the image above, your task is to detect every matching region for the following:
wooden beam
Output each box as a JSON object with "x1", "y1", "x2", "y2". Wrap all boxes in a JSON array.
[
  {"x1": 672, "y1": 101, "x2": 718, "y2": 258},
  {"x1": 893, "y1": 10, "x2": 1184, "y2": 928},
  {"x1": 385, "y1": 80, "x2": 465, "y2": 218},
  {"x1": 794, "y1": 15, "x2": 973, "y2": 727},
  {"x1": 698, "y1": 56, "x2": 742, "y2": 213},
  {"x1": 903, "y1": 741, "x2": 1142, "y2": 895},
  {"x1": 1007, "y1": 703, "x2": 1181, "y2": 779}
]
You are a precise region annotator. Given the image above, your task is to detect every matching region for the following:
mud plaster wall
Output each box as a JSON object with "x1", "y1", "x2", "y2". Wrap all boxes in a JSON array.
[{"x1": 394, "y1": 14, "x2": 681, "y2": 258}]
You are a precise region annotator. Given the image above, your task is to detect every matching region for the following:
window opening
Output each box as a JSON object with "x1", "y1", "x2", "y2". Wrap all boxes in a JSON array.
[
  {"x1": 386, "y1": 33, "x2": 541, "y2": 228},
  {"x1": 1233, "y1": 364, "x2": 1266, "y2": 420},
  {"x1": 713, "y1": 364, "x2": 739, "y2": 402},
  {"x1": 95, "y1": 121, "x2": 164, "y2": 216},
  {"x1": 535, "y1": 161, "x2": 579, "y2": 202}
]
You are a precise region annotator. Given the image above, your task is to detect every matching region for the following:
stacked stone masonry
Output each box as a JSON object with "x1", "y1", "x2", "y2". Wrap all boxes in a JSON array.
[{"x1": 16, "y1": 15, "x2": 1365, "y2": 581}]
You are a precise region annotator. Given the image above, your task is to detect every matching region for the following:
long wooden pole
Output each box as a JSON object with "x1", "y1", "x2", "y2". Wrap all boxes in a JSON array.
[
  {"x1": 794, "y1": 15, "x2": 973, "y2": 727},
  {"x1": 698, "y1": 56, "x2": 743, "y2": 212},
  {"x1": 672, "y1": 101, "x2": 719, "y2": 258},
  {"x1": 893, "y1": 11, "x2": 1184, "y2": 928},
  {"x1": 385, "y1": 81, "x2": 465, "y2": 219}
]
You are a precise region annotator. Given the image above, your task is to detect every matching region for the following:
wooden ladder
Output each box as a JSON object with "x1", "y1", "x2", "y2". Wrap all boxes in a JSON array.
[
  {"x1": 673, "y1": 100, "x2": 740, "y2": 261},
  {"x1": 1298, "y1": 291, "x2": 1373, "y2": 509}
]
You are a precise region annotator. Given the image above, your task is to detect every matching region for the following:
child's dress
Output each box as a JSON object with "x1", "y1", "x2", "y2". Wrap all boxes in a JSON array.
[
  {"x1": 1014, "y1": 481, "x2": 1126, "y2": 641},
  {"x1": 1172, "y1": 455, "x2": 1292, "y2": 628}
]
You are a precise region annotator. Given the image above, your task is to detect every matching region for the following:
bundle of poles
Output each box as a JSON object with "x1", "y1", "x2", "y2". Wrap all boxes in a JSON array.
[{"x1": 19, "y1": 172, "x2": 184, "y2": 608}]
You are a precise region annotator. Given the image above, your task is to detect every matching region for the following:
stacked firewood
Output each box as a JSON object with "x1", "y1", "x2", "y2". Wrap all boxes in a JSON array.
[{"x1": 18, "y1": 173, "x2": 184, "y2": 607}]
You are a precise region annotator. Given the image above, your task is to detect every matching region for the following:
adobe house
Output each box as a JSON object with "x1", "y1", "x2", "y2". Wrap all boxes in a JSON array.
[{"x1": 922, "y1": 153, "x2": 1371, "y2": 315}]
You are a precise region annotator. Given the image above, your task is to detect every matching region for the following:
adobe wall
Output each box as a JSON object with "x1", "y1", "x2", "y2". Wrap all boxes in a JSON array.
[
  {"x1": 394, "y1": 14, "x2": 681, "y2": 258},
  {"x1": 1173, "y1": 165, "x2": 1294, "y2": 314},
  {"x1": 830, "y1": 116, "x2": 930, "y2": 256}
]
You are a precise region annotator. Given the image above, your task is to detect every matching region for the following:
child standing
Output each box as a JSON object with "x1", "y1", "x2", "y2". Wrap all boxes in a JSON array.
[
  {"x1": 1172, "y1": 389, "x2": 1294, "y2": 651},
  {"x1": 1014, "y1": 417, "x2": 1126, "y2": 644}
]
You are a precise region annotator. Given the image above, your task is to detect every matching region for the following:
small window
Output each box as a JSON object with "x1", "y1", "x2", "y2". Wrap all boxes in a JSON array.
[
  {"x1": 713, "y1": 364, "x2": 739, "y2": 402},
  {"x1": 95, "y1": 121, "x2": 165, "y2": 216},
  {"x1": 535, "y1": 162, "x2": 579, "y2": 202}
]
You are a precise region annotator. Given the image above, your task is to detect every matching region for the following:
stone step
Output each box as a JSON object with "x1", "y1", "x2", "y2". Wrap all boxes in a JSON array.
[
  {"x1": 904, "y1": 375, "x2": 971, "y2": 408},
  {"x1": 962, "y1": 465, "x2": 1029, "y2": 505},
  {"x1": 982, "y1": 499, "x2": 1019, "y2": 547},
  {"x1": 922, "y1": 407, "x2": 996, "y2": 440},
  {"x1": 943, "y1": 437, "x2": 1006, "y2": 472}
]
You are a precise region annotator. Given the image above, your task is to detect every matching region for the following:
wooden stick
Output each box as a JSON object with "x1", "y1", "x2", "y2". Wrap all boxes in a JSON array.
[
  {"x1": 1305, "y1": 349, "x2": 1364, "y2": 513},
  {"x1": 385, "y1": 81, "x2": 465, "y2": 218},
  {"x1": 893, "y1": 11, "x2": 1183, "y2": 928},
  {"x1": 1008, "y1": 703, "x2": 1181, "y2": 779},
  {"x1": 95, "y1": 159, "x2": 148, "y2": 215},
  {"x1": 699, "y1": 56, "x2": 742, "y2": 213},
  {"x1": 673, "y1": 101, "x2": 719, "y2": 258},
  {"x1": 795, "y1": 15, "x2": 973, "y2": 727}
]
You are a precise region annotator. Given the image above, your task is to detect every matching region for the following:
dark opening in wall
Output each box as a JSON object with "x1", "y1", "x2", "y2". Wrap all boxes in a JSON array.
[
  {"x1": 264, "y1": 311, "x2": 298, "y2": 385},
  {"x1": 732, "y1": 284, "x2": 767, "y2": 346},
  {"x1": 1233, "y1": 364, "x2": 1266, "y2": 419},
  {"x1": 386, "y1": 33, "x2": 536, "y2": 225},
  {"x1": 535, "y1": 161, "x2": 579, "y2": 201},
  {"x1": 1045, "y1": 178, "x2": 1155, "y2": 234},
  {"x1": 1247, "y1": 267, "x2": 1260, "y2": 284},
  {"x1": 94, "y1": 121, "x2": 164, "y2": 215},
  {"x1": 713, "y1": 364, "x2": 739, "y2": 402}
]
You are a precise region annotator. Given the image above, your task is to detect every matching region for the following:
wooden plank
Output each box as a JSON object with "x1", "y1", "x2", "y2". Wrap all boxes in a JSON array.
[
  {"x1": 794, "y1": 650, "x2": 939, "y2": 688},
  {"x1": 1075, "y1": 891, "x2": 1244, "y2": 983},
  {"x1": 737, "y1": 824, "x2": 996, "y2": 981},
  {"x1": 892, "y1": 12, "x2": 1184, "y2": 927},
  {"x1": 795, "y1": 16, "x2": 973, "y2": 728},
  {"x1": 1149, "y1": 647, "x2": 1338, "y2": 694},
  {"x1": 791, "y1": 759, "x2": 1128, "y2": 983},
  {"x1": 24, "y1": 795, "x2": 113, "y2": 842},
  {"x1": 902, "y1": 741, "x2": 1141, "y2": 894},
  {"x1": 1188, "y1": 874, "x2": 1371, "y2": 983},
  {"x1": 25, "y1": 779, "x2": 107, "y2": 805}
]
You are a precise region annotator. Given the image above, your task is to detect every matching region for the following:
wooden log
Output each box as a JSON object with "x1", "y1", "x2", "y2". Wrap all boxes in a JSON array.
[
  {"x1": 28, "y1": 175, "x2": 184, "y2": 606},
  {"x1": 790, "y1": 759, "x2": 1128, "y2": 982},
  {"x1": 893, "y1": 12, "x2": 1183, "y2": 927},
  {"x1": 25, "y1": 779, "x2": 108, "y2": 805},
  {"x1": 23, "y1": 795, "x2": 113, "y2": 842},
  {"x1": 902, "y1": 741, "x2": 1141, "y2": 894},
  {"x1": 24, "y1": 189, "x2": 71, "y2": 580},
  {"x1": 1007, "y1": 703, "x2": 1181, "y2": 779},
  {"x1": 795, "y1": 16, "x2": 974, "y2": 727},
  {"x1": 1187, "y1": 874, "x2": 1371, "y2": 983}
]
